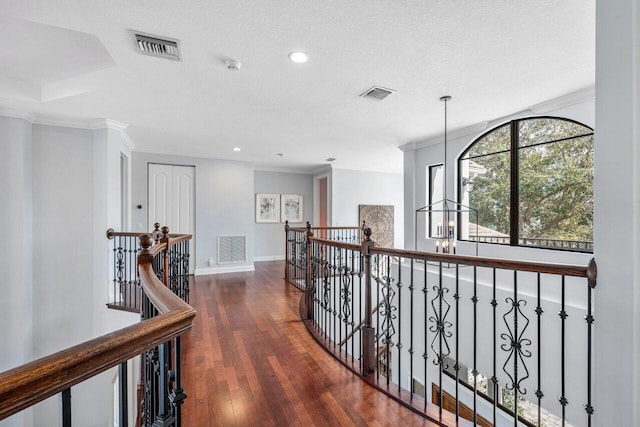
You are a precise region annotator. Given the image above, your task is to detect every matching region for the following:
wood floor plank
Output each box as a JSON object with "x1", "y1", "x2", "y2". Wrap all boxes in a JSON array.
[{"x1": 181, "y1": 261, "x2": 441, "y2": 426}]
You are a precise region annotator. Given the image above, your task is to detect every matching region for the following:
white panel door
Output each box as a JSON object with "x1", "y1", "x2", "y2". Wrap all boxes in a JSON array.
[
  {"x1": 148, "y1": 164, "x2": 196, "y2": 274},
  {"x1": 148, "y1": 164, "x2": 173, "y2": 229},
  {"x1": 173, "y1": 167, "x2": 195, "y2": 235}
]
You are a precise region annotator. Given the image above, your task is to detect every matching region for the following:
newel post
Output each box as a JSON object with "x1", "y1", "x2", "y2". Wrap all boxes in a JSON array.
[
  {"x1": 161, "y1": 226, "x2": 170, "y2": 288},
  {"x1": 284, "y1": 221, "x2": 290, "y2": 283},
  {"x1": 138, "y1": 234, "x2": 154, "y2": 265},
  {"x1": 305, "y1": 221, "x2": 314, "y2": 320},
  {"x1": 361, "y1": 227, "x2": 376, "y2": 376},
  {"x1": 152, "y1": 222, "x2": 162, "y2": 244}
]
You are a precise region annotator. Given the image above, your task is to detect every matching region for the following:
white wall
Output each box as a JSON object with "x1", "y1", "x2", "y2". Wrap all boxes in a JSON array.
[
  {"x1": 0, "y1": 117, "x2": 33, "y2": 427},
  {"x1": 402, "y1": 96, "x2": 595, "y2": 266},
  {"x1": 131, "y1": 152, "x2": 255, "y2": 274},
  {"x1": 31, "y1": 125, "x2": 94, "y2": 356},
  {"x1": 331, "y1": 168, "x2": 404, "y2": 248},
  {"x1": 253, "y1": 170, "x2": 313, "y2": 261},
  {"x1": 593, "y1": 0, "x2": 640, "y2": 425},
  {"x1": 0, "y1": 118, "x2": 136, "y2": 427}
]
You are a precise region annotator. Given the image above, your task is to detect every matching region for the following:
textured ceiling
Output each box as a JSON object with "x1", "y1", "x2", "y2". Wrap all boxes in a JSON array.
[{"x1": 0, "y1": 0, "x2": 595, "y2": 173}]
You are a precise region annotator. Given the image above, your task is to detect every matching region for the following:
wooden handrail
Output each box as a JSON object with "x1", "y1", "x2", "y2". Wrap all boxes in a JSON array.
[
  {"x1": 288, "y1": 226, "x2": 361, "y2": 232},
  {"x1": 106, "y1": 229, "x2": 148, "y2": 239},
  {"x1": 0, "y1": 237, "x2": 196, "y2": 421},
  {"x1": 309, "y1": 235, "x2": 595, "y2": 282},
  {"x1": 106, "y1": 228, "x2": 192, "y2": 241},
  {"x1": 309, "y1": 236, "x2": 362, "y2": 251},
  {"x1": 166, "y1": 234, "x2": 193, "y2": 246},
  {"x1": 370, "y1": 246, "x2": 592, "y2": 279}
]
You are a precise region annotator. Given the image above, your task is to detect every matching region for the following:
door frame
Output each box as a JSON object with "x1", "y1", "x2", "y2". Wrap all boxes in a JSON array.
[{"x1": 147, "y1": 162, "x2": 196, "y2": 274}]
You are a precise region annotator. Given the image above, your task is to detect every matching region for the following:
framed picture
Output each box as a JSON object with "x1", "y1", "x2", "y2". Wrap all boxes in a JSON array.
[
  {"x1": 359, "y1": 204, "x2": 394, "y2": 248},
  {"x1": 281, "y1": 194, "x2": 304, "y2": 223},
  {"x1": 256, "y1": 193, "x2": 280, "y2": 223}
]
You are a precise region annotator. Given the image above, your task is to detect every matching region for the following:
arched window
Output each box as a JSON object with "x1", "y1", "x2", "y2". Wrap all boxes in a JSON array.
[{"x1": 458, "y1": 117, "x2": 593, "y2": 252}]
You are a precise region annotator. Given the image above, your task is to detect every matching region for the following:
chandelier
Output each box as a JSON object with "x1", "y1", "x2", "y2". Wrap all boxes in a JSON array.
[{"x1": 415, "y1": 96, "x2": 478, "y2": 256}]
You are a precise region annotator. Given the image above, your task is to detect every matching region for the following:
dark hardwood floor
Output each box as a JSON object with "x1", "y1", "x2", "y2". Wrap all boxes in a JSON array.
[{"x1": 181, "y1": 261, "x2": 440, "y2": 426}]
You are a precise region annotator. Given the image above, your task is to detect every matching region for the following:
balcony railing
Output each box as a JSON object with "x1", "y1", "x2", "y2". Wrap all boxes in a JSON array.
[
  {"x1": 286, "y1": 223, "x2": 597, "y2": 427},
  {"x1": 471, "y1": 236, "x2": 593, "y2": 252},
  {"x1": 284, "y1": 221, "x2": 363, "y2": 291},
  {"x1": 0, "y1": 226, "x2": 195, "y2": 427},
  {"x1": 106, "y1": 223, "x2": 191, "y2": 311}
]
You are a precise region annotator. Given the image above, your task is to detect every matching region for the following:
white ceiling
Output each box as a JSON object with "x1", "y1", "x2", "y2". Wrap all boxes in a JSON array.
[{"x1": 0, "y1": 0, "x2": 594, "y2": 174}]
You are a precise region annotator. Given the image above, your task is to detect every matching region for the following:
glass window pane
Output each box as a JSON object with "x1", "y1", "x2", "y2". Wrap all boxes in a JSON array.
[
  {"x1": 464, "y1": 152, "x2": 511, "y2": 244},
  {"x1": 465, "y1": 123, "x2": 510, "y2": 159},
  {"x1": 518, "y1": 135, "x2": 593, "y2": 250},
  {"x1": 428, "y1": 164, "x2": 444, "y2": 238},
  {"x1": 518, "y1": 118, "x2": 592, "y2": 147}
]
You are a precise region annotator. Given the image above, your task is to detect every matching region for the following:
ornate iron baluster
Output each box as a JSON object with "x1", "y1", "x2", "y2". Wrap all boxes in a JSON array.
[
  {"x1": 428, "y1": 273, "x2": 452, "y2": 366},
  {"x1": 559, "y1": 276, "x2": 568, "y2": 423},
  {"x1": 422, "y1": 264, "x2": 428, "y2": 412},
  {"x1": 377, "y1": 275, "x2": 397, "y2": 348},
  {"x1": 500, "y1": 272, "x2": 532, "y2": 425},
  {"x1": 340, "y1": 266, "x2": 352, "y2": 329},
  {"x1": 396, "y1": 259, "x2": 403, "y2": 394},
  {"x1": 535, "y1": 272, "x2": 544, "y2": 426},
  {"x1": 115, "y1": 239, "x2": 125, "y2": 305}
]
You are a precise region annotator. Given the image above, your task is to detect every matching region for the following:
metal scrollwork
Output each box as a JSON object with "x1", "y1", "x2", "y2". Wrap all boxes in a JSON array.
[
  {"x1": 297, "y1": 239, "x2": 307, "y2": 270},
  {"x1": 429, "y1": 284, "x2": 453, "y2": 365},
  {"x1": 501, "y1": 297, "x2": 532, "y2": 394},
  {"x1": 169, "y1": 248, "x2": 180, "y2": 295},
  {"x1": 321, "y1": 260, "x2": 331, "y2": 311},
  {"x1": 377, "y1": 276, "x2": 397, "y2": 347},
  {"x1": 340, "y1": 267, "x2": 352, "y2": 325},
  {"x1": 115, "y1": 244, "x2": 124, "y2": 287}
]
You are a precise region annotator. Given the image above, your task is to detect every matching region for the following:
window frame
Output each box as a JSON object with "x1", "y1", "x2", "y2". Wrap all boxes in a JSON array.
[
  {"x1": 426, "y1": 163, "x2": 444, "y2": 238},
  {"x1": 457, "y1": 116, "x2": 594, "y2": 252}
]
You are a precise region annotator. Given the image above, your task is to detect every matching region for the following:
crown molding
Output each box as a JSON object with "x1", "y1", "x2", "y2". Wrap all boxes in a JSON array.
[
  {"x1": 119, "y1": 131, "x2": 136, "y2": 153},
  {"x1": 253, "y1": 166, "x2": 315, "y2": 174},
  {"x1": 89, "y1": 118, "x2": 128, "y2": 131},
  {"x1": 310, "y1": 165, "x2": 333, "y2": 176},
  {"x1": 0, "y1": 107, "x2": 36, "y2": 123},
  {"x1": 32, "y1": 115, "x2": 94, "y2": 129},
  {"x1": 529, "y1": 86, "x2": 595, "y2": 114},
  {"x1": 399, "y1": 122, "x2": 489, "y2": 152},
  {"x1": 0, "y1": 108, "x2": 135, "y2": 150}
]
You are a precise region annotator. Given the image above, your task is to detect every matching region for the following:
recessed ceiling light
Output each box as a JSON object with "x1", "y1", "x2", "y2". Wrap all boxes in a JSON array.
[
  {"x1": 288, "y1": 51, "x2": 309, "y2": 64},
  {"x1": 233, "y1": 147, "x2": 241, "y2": 152},
  {"x1": 326, "y1": 157, "x2": 336, "y2": 162},
  {"x1": 277, "y1": 153, "x2": 285, "y2": 157}
]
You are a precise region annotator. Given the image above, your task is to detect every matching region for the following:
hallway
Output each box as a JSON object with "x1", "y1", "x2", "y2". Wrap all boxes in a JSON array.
[{"x1": 181, "y1": 261, "x2": 438, "y2": 426}]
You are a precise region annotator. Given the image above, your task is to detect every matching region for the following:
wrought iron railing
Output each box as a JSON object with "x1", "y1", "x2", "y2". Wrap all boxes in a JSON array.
[
  {"x1": 287, "y1": 225, "x2": 597, "y2": 427},
  {"x1": 0, "y1": 228, "x2": 195, "y2": 427},
  {"x1": 138, "y1": 231, "x2": 191, "y2": 426},
  {"x1": 471, "y1": 236, "x2": 593, "y2": 252},
  {"x1": 107, "y1": 223, "x2": 190, "y2": 311},
  {"x1": 284, "y1": 221, "x2": 363, "y2": 291},
  {"x1": 106, "y1": 230, "x2": 145, "y2": 311}
]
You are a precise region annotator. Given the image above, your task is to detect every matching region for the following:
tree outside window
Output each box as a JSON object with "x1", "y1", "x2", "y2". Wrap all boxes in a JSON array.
[{"x1": 459, "y1": 117, "x2": 593, "y2": 252}]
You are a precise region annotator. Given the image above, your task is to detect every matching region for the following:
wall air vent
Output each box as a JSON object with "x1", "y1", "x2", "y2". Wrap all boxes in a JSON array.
[
  {"x1": 360, "y1": 86, "x2": 395, "y2": 101},
  {"x1": 132, "y1": 31, "x2": 181, "y2": 61},
  {"x1": 218, "y1": 235, "x2": 247, "y2": 264}
]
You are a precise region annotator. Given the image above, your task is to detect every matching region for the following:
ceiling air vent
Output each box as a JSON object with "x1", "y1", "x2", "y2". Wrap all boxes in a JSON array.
[
  {"x1": 133, "y1": 31, "x2": 181, "y2": 61},
  {"x1": 360, "y1": 86, "x2": 395, "y2": 101}
]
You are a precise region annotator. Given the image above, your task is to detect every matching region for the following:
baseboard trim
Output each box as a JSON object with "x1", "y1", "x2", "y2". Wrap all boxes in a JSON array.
[
  {"x1": 194, "y1": 264, "x2": 255, "y2": 276},
  {"x1": 254, "y1": 255, "x2": 285, "y2": 262}
]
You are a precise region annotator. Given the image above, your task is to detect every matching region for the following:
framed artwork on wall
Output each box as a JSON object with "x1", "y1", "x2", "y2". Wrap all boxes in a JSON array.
[
  {"x1": 359, "y1": 204, "x2": 394, "y2": 248},
  {"x1": 256, "y1": 193, "x2": 280, "y2": 223},
  {"x1": 281, "y1": 194, "x2": 304, "y2": 223}
]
